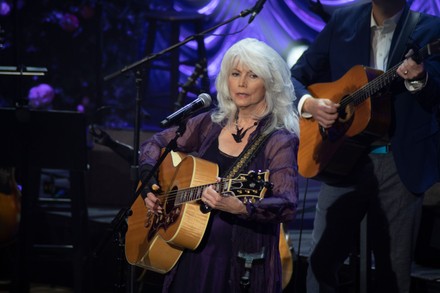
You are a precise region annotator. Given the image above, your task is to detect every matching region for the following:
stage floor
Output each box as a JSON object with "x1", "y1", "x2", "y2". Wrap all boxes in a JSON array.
[{"x1": 1, "y1": 177, "x2": 440, "y2": 293}]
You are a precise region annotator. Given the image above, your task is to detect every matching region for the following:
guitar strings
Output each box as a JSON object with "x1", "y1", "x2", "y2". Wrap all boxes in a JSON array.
[
  {"x1": 339, "y1": 45, "x2": 428, "y2": 110},
  {"x1": 156, "y1": 187, "x2": 262, "y2": 201},
  {"x1": 153, "y1": 179, "x2": 262, "y2": 203}
]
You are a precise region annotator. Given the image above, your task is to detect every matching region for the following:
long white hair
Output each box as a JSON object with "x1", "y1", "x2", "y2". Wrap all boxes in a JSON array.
[{"x1": 212, "y1": 38, "x2": 299, "y2": 135}]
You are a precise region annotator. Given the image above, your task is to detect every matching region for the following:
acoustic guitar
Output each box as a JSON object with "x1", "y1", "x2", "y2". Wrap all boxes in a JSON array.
[
  {"x1": 125, "y1": 151, "x2": 271, "y2": 274},
  {"x1": 298, "y1": 39, "x2": 440, "y2": 181},
  {"x1": 0, "y1": 167, "x2": 21, "y2": 244},
  {"x1": 279, "y1": 223, "x2": 294, "y2": 290}
]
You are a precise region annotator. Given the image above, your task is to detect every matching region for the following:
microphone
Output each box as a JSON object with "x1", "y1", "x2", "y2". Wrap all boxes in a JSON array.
[
  {"x1": 160, "y1": 93, "x2": 212, "y2": 128},
  {"x1": 248, "y1": 0, "x2": 267, "y2": 24}
]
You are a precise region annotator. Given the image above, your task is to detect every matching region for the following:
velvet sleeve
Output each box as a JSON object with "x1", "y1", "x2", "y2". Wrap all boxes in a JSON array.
[{"x1": 239, "y1": 130, "x2": 299, "y2": 224}]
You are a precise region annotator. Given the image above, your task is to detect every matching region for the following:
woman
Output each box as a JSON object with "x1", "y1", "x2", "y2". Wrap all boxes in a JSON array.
[{"x1": 139, "y1": 38, "x2": 299, "y2": 292}]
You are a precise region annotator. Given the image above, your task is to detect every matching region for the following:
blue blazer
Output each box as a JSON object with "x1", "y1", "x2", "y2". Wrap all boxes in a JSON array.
[{"x1": 291, "y1": 3, "x2": 440, "y2": 193}]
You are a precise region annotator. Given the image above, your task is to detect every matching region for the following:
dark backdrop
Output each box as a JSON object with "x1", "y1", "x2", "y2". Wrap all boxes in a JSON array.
[{"x1": 1, "y1": 0, "x2": 438, "y2": 131}]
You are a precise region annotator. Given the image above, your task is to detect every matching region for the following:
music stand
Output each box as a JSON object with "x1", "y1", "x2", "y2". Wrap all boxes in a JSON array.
[
  {"x1": 0, "y1": 66, "x2": 47, "y2": 76},
  {"x1": 0, "y1": 65, "x2": 47, "y2": 107},
  {"x1": 0, "y1": 107, "x2": 88, "y2": 292}
]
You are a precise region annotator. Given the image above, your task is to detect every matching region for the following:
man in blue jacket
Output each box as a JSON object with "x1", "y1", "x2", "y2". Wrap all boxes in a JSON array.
[{"x1": 291, "y1": 0, "x2": 440, "y2": 292}]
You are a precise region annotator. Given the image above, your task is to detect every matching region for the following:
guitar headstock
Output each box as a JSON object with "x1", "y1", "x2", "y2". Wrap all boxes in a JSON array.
[
  {"x1": 221, "y1": 170, "x2": 272, "y2": 203},
  {"x1": 412, "y1": 38, "x2": 440, "y2": 64}
]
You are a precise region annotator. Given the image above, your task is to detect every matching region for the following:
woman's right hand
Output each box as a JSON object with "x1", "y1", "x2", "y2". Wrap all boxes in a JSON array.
[{"x1": 144, "y1": 184, "x2": 163, "y2": 214}]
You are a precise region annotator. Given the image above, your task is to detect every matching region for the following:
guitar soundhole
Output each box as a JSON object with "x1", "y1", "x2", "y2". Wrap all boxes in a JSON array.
[
  {"x1": 163, "y1": 186, "x2": 177, "y2": 212},
  {"x1": 160, "y1": 186, "x2": 180, "y2": 226},
  {"x1": 338, "y1": 103, "x2": 353, "y2": 123},
  {"x1": 325, "y1": 104, "x2": 354, "y2": 142}
]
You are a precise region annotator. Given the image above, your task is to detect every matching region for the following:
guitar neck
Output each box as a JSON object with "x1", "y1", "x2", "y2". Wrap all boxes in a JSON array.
[
  {"x1": 170, "y1": 172, "x2": 268, "y2": 206},
  {"x1": 173, "y1": 181, "x2": 224, "y2": 205},
  {"x1": 341, "y1": 43, "x2": 432, "y2": 109}
]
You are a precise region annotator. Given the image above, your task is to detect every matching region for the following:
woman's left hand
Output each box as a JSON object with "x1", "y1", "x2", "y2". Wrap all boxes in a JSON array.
[{"x1": 201, "y1": 185, "x2": 248, "y2": 215}]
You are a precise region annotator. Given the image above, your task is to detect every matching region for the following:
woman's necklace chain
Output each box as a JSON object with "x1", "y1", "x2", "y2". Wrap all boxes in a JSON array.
[{"x1": 232, "y1": 116, "x2": 258, "y2": 143}]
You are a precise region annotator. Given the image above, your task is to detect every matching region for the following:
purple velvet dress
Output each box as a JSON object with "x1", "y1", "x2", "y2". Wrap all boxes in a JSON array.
[{"x1": 139, "y1": 111, "x2": 299, "y2": 293}]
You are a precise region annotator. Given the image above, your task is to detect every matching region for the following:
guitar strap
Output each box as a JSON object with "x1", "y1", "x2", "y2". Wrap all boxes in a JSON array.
[
  {"x1": 223, "y1": 130, "x2": 275, "y2": 179},
  {"x1": 224, "y1": 130, "x2": 274, "y2": 292},
  {"x1": 387, "y1": 9, "x2": 420, "y2": 68},
  {"x1": 199, "y1": 129, "x2": 274, "y2": 214}
]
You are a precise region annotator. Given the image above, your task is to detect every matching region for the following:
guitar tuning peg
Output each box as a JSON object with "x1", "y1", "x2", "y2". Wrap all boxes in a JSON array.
[
  {"x1": 247, "y1": 170, "x2": 256, "y2": 180},
  {"x1": 264, "y1": 182, "x2": 273, "y2": 190}
]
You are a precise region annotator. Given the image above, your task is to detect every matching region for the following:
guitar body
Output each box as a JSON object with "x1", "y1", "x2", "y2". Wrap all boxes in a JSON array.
[
  {"x1": 279, "y1": 224, "x2": 293, "y2": 290},
  {"x1": 0, "y1": 167, "x2": 21, "y2": 243},
  {"x1": 299, "y1": 65, "x2": 391, "y2": 181},
  {"x1": 125, "y1": 151, "x2": 218, "y2": 273},
  {"x1": 125, "y1": 195, "x2": 183, "y2": 274},
  {"x1": 156, "y1": 153, "x2": 218, "y2": 248}
]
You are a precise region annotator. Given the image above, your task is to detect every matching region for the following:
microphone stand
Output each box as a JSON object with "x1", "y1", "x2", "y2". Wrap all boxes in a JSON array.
[
  {"x1": 91, "y1": 122, "x2": 185, "y2": 293},
  {"x1": 101, "y1": 5, "x2": 255, "y2": 293}
]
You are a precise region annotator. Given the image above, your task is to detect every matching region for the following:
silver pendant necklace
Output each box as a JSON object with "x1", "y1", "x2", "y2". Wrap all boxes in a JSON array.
[{"x1": 232, "y1": 116, "x2": 258, "y2": 143}]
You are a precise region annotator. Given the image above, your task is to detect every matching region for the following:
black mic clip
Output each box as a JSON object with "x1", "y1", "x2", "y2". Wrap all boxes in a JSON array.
[{"x1": 248, "y1": 0, "x2": 267, "y2": 24}]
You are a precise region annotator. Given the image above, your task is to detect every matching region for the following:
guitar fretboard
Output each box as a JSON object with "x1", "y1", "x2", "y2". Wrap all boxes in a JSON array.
[
  {"x1": 340, "y1": 44, "x2": 431, "y2": 109},
  {"x1": 174, "y1": 180, "x2": 229, "y2": 205}
]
